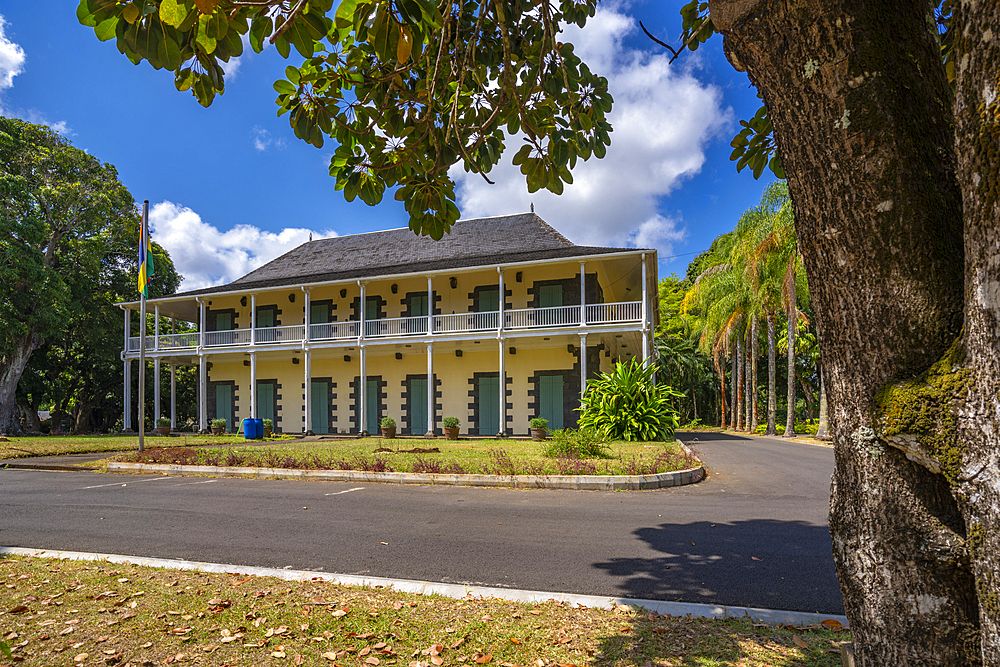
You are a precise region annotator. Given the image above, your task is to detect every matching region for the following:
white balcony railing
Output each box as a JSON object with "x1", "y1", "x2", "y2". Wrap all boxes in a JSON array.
[
  {"x1": 365, "y1": 315, "x2": 429, "y2": 338},
  {"x1": 506, "y1": 305, "x2": 580, "y2": 329},
  {"x1": 310, "y1": 321, "x2": 360, "y2": 341},
  {"x1": 126, "y1": 301, "x2": 642, "y2": 353},
  {"x1": 435, "y1": 311, "x2": 498, "y2": 333},
  {"x1": 204, "y1": 329, "x2": 251, "y2": 347},
  {"x1": 255, "y1": 324, "x2": 305, "y2": 344}
]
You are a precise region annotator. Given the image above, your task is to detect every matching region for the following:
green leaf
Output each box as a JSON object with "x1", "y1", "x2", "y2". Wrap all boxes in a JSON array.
[
  {"x1": 94, "y1": 16, "x2": 119, "y2": 42},
  {"x1": 273, "y1": 79, "x2": 297, "y2": 95},
  {"x1": 158, "y1": 0, "x2": 187, "y2": 28},
  {"x1": 335, "y1": 0, "x2": 360, "y2": 28}
]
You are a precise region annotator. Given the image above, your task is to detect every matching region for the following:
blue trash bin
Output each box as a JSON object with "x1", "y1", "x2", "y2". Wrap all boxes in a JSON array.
[
  {"x1": 253, "y1": 418, "x2": 264, "y2": 439},
  {"x1": 242, "y1": 418, "x2": 259, "y2": 440}
]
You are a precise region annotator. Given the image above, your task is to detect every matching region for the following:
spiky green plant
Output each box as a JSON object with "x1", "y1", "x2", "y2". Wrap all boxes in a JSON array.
[{"x1": 577, "y1": 359, "x2": 682, "y2": 442}]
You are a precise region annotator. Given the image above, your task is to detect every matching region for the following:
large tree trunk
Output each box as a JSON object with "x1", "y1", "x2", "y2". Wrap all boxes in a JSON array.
[
  {"x1": 0, "y1": 334, "x2": 38, "y2": 436},
  {"x1": 744, "y1": 325, "x2": 752, "y2": 431},
  {"x1": 953, "y1": 0, "x2": 1000, "y2": 659},
  {"x1": 765, "y1": 312, "x2": 777, "y2": 435},
  {"x1": 713, "y1": 0, "x2": 982, "y2": 663},
  {"x1": 717, "y1": 354, "x2": 728, "y2": 429}
]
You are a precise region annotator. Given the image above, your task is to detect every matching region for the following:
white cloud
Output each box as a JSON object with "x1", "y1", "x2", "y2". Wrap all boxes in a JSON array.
[
  {"x1": 452, "y1": 3, "x2": 730, "y2": 260},
  {"x1": 0, "y1": 15, "x2": 25, "y2": 91},
  {"x1": 221, "y1": 56, "x2": 242, "y2": 78},
  {"x1": 251, "y1": 125, "x2": 285, "y2": 151},
  {"x1": 149, "y1": 201, "x2": 338, "y2": 291}
]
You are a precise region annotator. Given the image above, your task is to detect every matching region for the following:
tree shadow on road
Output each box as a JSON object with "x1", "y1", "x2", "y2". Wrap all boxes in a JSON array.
[
  {"x1": 674, "y1": 430, "x2": 752, "y2": 442},
  {"x1": 592, "y1": 519, "x2": 843, "y2": 615}
]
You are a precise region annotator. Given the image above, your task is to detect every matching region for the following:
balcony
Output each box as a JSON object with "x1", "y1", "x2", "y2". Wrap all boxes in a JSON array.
[{"x1": 127, "y1": 301, "x2": 642, "y2": 352}]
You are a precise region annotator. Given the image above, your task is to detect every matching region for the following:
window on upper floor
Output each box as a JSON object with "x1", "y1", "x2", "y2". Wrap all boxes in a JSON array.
[{"x1": 475, "y1": 287, "x2": 499, "y2": 312}]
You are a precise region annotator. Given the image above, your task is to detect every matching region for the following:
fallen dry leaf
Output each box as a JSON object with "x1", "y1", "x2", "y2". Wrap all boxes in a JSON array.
[
  {"x1": 365, "y1": 657, "x2": 381, "y2": 665},
  {"x1": 821, "y1": 619, "x2": 844, "y2": 631},
  {"x1": 294, "y1": 655, "x2": 306, "y2": 666},
  {"x1": 74, "y1": 654, "x2": 89, "y2": 663},
  {"x1": 431, "y1": 655, "x2": 444, "y2": 666},
  {"x1": 792, "y1": 635, "x2": 808, "y2": 649},
  {"x1": 359, "y1": 647, "x2": 372, "y2": 656},
  {"x1": 473, "y1": 654, "x2": 493, "y2": 664}
]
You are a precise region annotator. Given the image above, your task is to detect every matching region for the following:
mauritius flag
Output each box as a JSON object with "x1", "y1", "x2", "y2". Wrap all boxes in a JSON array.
[{"x1": 138, "y1": 217, "x2": 154, "y2": 297}]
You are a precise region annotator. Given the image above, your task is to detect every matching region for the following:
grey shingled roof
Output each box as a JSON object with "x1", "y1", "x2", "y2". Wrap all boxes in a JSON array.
[{"x1": 173, "y1": 213, "x2": 639, "y2": 298}]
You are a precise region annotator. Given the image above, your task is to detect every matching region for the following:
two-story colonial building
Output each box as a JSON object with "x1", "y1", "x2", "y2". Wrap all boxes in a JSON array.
[{"x1": 120, "y1": 213, "x2": 657, "y2": 437}]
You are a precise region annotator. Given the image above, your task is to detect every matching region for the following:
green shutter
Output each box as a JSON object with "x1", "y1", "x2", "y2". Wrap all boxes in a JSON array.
[
  {"x1": 409, "y1": 294, "x2": 428, "y2": 317},
  {"x1": 539, "y1": 375, "x2": 564, "y2": 429},
  {"x1": 410, "y1": 377, "x2": 428, "y2": 434},
  {"x1": 478, "y1": 376, "x2": 499, "y2": 435},
  {"x1": 258, "y1": 382, "x2": 275, "y2": 423},
  {"x1": 257, "y1": 308, "x2": 274, "y2": 328},
  {"x1": 311, "y1": 381, "x2": 329, "y2": 433},
  {"x1": 478, "y1": 288, "x2": 499, "y2": 312},
  {"x1": 365, "y1": 298, "x2": 378, "y2": 321},
  {"x1": 366, "y1": 378, "x2": 379, "y2": 433},
  {"x1": 216, "y1": 312, "x2": 232, "y2": 331},
  {"x1": 539, "y1": 284, "x2": 563, "y2": 308},
  {"x1": 310, "y1": 303, "x2": 329, "y2": 324},
  {"x1": 215, "y1": 384, "x2": 232, "y2": 431}
]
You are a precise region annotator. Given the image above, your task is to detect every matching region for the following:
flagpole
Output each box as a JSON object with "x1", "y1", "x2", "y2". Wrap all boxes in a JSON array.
[{"x1": 138, "y1": 200, "x2": 149, "y2": 453}]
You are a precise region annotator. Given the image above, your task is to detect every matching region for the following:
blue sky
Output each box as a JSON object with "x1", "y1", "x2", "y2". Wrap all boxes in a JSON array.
[{"x1": 0, "y1": 2, "x2": 773, "y2": 291}]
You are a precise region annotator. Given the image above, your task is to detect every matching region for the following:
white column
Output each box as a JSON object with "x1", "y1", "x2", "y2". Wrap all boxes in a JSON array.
[
  {"x1": 197, "y1": 298, "x2": 205, "y2": 348},
  {"x1": 304, "y1": 349, "x2": 312, "y2": 434},
  {"x1": 170, "y1": 364, "x2": 177, "y2": 429},
  {"x1": 123, "y1": 360, "x2": 131, "y2": 431},
  {"x1": 580, "y1": 334, "x2": 588, "y2": 398},
  {"x1": 153, "y1": 358, "x2": 161, "y2": 420},
  {"x1": 426, "y1": 276, "x2": 433, "y2": 334},
  {"x1": 303, "y1": 288, "x2": 311, "y2": 342},
  {"x1": 426, "y1": 342, "x2": 434, "y2": 437},
  {"x1": 498, "y1": 338, "x2": 506, "y2": 437},
  {"x1": 359, "y1": 345, "x2": 367, "y2": 435},
  {"x1": 359, "y1": 281, "x2": 367, "y2": 340},
  {"x1": 580, "y1": 262, "x2": 586, "y2": 325},
  {"x1": 251, "y1": 294, "x2": 256, "y2": 345},
  {"x1": 199, "y1": 354, "x2": 207, "y2": 431},
  {"x1": 154, "y1": 304, "x2": 160, "y2": 351},
  {"x1": 497, "y1": 268, "x2": 504, "y2": 332},
  {"x1": 123, "y1": 307, "x2": 131, "y2": 431},
  {"x1": 641, "y1": 252, "x2": 650, "y2": 366},
  {"x1": 250, "y1": 352, "x2": 257, "y2": 419}
]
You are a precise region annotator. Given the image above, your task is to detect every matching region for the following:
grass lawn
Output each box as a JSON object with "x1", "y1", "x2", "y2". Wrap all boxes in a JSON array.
[
  {"x1": 112, "y1": 437, "x2": 700, "y2": 476},
  {"x1": 0, "y1": 555, "x2": 848, "y2": 667},
  {"x1": 0, "y1": 434, "x2": 233, "y2": 462}
]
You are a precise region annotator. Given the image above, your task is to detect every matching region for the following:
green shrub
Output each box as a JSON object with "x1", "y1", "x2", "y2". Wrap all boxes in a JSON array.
[
  {"x1": 156, "y1": 417, "x2": 171, "y2": 427},
  {"x1": 529, "y1": 417, "x2": 548, "y2": 430},
  {"x1": 210, "y1": 418, "x2": 227, "y2": 429},
  {"x1": 380, "y1": 416, "x2": 396, "y2": 428},
  {"x1": 443, "y1": 416, "x2": 460, "y2": 428},
  {"x1": 263, "y1": 418, "x2": 273, "y2": 429},
  {"x1": 543, "y1": 428, "x2": 611, "y2": 459},
  {"x1": 577, "y1": 358, "x2": 682, "y2": 442}
]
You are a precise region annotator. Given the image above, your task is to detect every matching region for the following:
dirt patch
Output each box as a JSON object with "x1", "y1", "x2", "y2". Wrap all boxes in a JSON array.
[{"x1": 118, "y1": 446, "x2": 201, "y2": 464}]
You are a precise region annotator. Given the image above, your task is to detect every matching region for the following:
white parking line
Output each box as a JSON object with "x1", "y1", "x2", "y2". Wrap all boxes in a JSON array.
[
  {"x1": 324, "y1": 487, "x2": 365, "y2": 496},
  {"x1": 172, "y1": 479, "x2": 218, "y2": 487},
  {"x1": 79, "y1": 477, "x2": 172, "y2": 490}
]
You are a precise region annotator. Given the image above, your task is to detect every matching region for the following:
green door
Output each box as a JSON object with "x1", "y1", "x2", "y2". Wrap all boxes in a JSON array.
[
  {"x1": 366, "y1": 378, "x2": 379, "y2": 433},
  {"x1": 410, "y1": 377, "x2": 428, "y2": 434},
  {"x1": 311, "y1": 381, "x2": 329, "y2": 434},
  {"x1": 215, "y1": 384, "x2": 232, "y2": 432},
  {"x1": 365, "y1": 298, "x2": 378, "y2": 321},
  {"x1": 478, "y1": 376, "x2": 499, "y2": 435},
  {"x1": 258, "y1": 381, "x2": 275, "y2": 423},
  {"x1": 539, "y1": 375, "x2": 564, "y2": 430},
  {"x1": 256, "y1": 308, "x2": 274, "y2": 328},
  {"x1": 409, "y1": 293, "x2": 428, "y2": 317},
  {"x1": 538, "y1": 284, "x2": 563, "y2": 308},
  {"x1": 215, "y1": 311, "x2": 232, "y2": 331}
]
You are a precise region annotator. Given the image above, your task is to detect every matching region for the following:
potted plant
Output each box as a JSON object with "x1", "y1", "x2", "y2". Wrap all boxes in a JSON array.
[
  {"x1": 210, "y1": 418, "x2": 227, "y2": 435},
  {"x1": 443, "y1": 417, "x2": 460, "y2": 440},
  {"x1": 263, "y1": 418, "x2": 273, "y2": 437},
  {"x1": 156, "y1": 417, "x2": 171, "y2": 436},
  {"x1": 380, "y1": 416, "x2": 397, "y2": 439},
  {"x1": 529, "y1": 417, "x2": 548, "y2": 441}
]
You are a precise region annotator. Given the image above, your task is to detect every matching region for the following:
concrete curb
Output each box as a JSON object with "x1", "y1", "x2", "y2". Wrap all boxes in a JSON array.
[
  {"x1": 0, "y1": 546, "x2": 848, "y2": 628},
  {"x1": 105, "y1": 461, "x2": 705, "y2": 490}
]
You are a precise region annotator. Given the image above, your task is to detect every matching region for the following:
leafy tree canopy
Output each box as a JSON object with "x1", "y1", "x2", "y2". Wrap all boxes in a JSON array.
[{"x1": 78, "y1": 0, "x2": 613, "y2": 239}]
